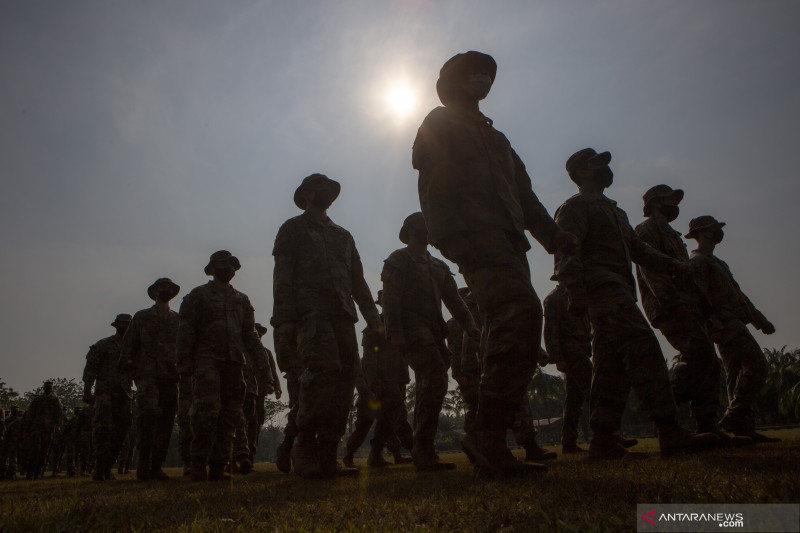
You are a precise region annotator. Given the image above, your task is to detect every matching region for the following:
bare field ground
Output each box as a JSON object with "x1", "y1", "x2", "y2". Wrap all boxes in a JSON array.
[{"x1": 1, "y1": 428, "x2": 798, "y2": 532}]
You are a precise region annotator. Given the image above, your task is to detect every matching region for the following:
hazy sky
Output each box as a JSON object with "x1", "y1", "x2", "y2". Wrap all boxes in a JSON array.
[{"x1": 2, "y1": 1, "x2": 798, "y2": 393}]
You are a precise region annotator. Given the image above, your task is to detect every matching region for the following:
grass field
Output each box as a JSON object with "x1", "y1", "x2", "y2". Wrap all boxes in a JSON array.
[{"x1": 1, "y1": 429, "x2": 798, "y2": 532}]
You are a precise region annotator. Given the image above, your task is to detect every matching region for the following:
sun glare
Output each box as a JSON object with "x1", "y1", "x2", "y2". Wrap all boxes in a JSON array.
[{"x1": 387, "y1": 85, "x2": 416, "y2": 117}]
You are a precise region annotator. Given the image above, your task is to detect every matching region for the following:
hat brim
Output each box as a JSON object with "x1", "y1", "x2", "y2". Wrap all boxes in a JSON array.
[
  {"x1": 586, "y1": 151, "x2": 612, "y2": 169},
  {"x1": 204, "y1": 256, "x2": 242, "y2": 275},
  {"x1": 293, "y1": 177, "x2": 341, "y2": 210},
  {"x1": 685, "y1": 221, "x2": 725, "y2": 239},
  {"x1": 111, "y1": 319, "x2": 131, "y2": 327},
  {"x1": 643, "y1": 189, "x2": 684, "y2": 216},
  {"x1": 147, "y1": 280, "x2": 180, "y2": 301}
]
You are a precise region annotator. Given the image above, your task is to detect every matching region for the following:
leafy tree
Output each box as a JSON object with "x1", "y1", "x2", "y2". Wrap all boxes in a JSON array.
[
  {"x1": 0, "y1": 378, "x2": 20, "y2": 409},
  {"x1": 22, "y1": 377, "x2": 83, "y2": 410}
]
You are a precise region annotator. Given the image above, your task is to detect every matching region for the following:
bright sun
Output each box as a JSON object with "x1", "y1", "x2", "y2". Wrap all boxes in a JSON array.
[{"x1": 387, "y1": 85, "x2": 416, "y2": 117}]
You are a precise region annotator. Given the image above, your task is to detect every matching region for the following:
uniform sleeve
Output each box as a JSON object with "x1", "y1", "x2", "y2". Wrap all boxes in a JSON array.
[
  {"x1": 119, "y1": 315, "x2": 140, "y2": 378},
  {"x1": 554, "y1": 202, "x2": 589, "y2": 305},
  {"x1": 349, "y1": 239, "x2": 380, "y2": 328},
  {"x1": 512, "y1": 149, "x2": 560, "y2": 253},
  {"x1": 242, "y1": 298, "x2": 271, "y2": 384},
  {"x1": 629, "y1": 227, "x2": 682, "y2": 276},
  {"x1": 448, "y1": 321, "x2": 464, "y2": 379},
  {"x1": 381, "y1": 254, "x2": 407, "y2": 345},
  {"x1": 176, "y1": 293, "x2": 200, "y2": 375},
  {"x1": 441, "y1": 272, "x2": 476, "y2": 333},
  {"x1": 690, "y1": 255, "x2": 715, "y2": 309},
  {"x1": 265, "y1": 348, "x2": 281, "y2": 394},
  {"x1": 82, "y1": 343, "x2": 100, "y2": 391},
  {"x1": 272, "y1": 223, "x2": 299, "y2": 327},
  {"x1": 542, "y1": 294, "x2": 562, "y2": 364}
]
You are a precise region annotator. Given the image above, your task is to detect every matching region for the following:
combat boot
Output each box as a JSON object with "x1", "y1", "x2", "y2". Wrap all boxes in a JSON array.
[
  {"x1": 392, "y1": 450, "x2": 413, "y2": 464},
  {"x1": 367, "y1": 446, "x2": 389, "y2": 468},
  {"x1": 614, "y1": 433, "x2": 638, "y2": 448},
  {"x1": 291, "y1": 432, "x2": 322, "y2": 478},
  {"x1": 524, "y1": 440, "x2": 557, "y2": 461},
  {"x1": 460, "y1": 434, "x2": 478, "y2": 464},
  {"x1": 561, "y1": 443, "x2": 587, "y2": 454},
  {"x1": 658, "y1": 424, "x2": 719, "y2": 456},
  {"x1": 589, "y1": 433, "x2": 628, "y2": 459},
  {"x1": 472, "y1": 430, "x2": 546, "y2": 479},
  {"x1": 696, "y1": 418, "x2": 754, "y2": 447},
  {"x1": 190, "y1": 458, "x2": 207, "y2": 482},
  {"x1": 208, "y1": 461, "x2": 231, "y2": 482},
  {"x1": 411, "y1": 439, "x2": 455, "y2": 472},
  {"x1": 150, "y1": 461, "x2": 170, "y2": 481},
  {"x1": 275, "y1": 435, "x2": 294, "y2": 474},
  {"x1": 236, "y1": 457, "x2": 253, "y2": 475},
  {"x1": 318, "y1": 440, "x2": 359, "y2": 478}
]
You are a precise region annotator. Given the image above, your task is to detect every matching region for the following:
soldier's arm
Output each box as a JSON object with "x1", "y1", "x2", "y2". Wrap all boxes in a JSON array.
[
  {"x1": 82, "y1": 344, "x2": 100, "y2": 397},
  {"x1": 242, "y1": 299, "x2": 274, "y2": 387},
  {"x1": 265, "y1": 348, "x2": 281, "y2": 395},
  {"x1": 512, "y1": 149, "x2": 561, "y2": 253},
  {"x1": 450, "y1": 329, "x2": 464, "y2": 380},
  {"x1": 738, "y1": 289, "x2": 771, "y2": 330},
  {"x1": 176, "y1": 293, "x2": 200, "y2": 377},
  {"x1": 349, "y1": 240, "x2": 381, "y2": 329},
  {"x1": 542, "y1": 297, "x2": 562, "y2": 364},
  {"x1": 441, "y1": 273, "x2": 477, "y2": 334},
  {"x1": 629, "y1": 231, "x2": 684, "y2": 277},
  {"x1": 272, "y1": 223, "x2": 299, "y2": 327},
  {"x1": 118, "y1": 315, "x2": 139, "y2": 379},
  {"x1": 381, "y1": 256, "x2": 407, "y2": 346},
  {"x1": 554, "y1": 203, "x2": 589, "y2": 308}
]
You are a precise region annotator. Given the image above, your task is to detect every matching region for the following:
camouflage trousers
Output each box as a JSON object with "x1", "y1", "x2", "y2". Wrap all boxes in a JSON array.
[
  {"x1": 459, "y1": 231, "x2": 541, "y2": 418},
  {"x1": 275, "y1": 335, "x2": 306, "y2": 439},
  {"x1": 560, "y1": 352, "x2": 592, "y2": 446},
  {"x1": 93, "y1": 393, "x2": 132, "y2": 466},
  {"x1": 345, "y1": 382, "x2": 411, "y2": 455},
  {"x1": 234, "y1": 393, "x2": 258, "y2": 461},
  {"x1": 251, "y1": 393, "x2": 267, "y2": 459},
  {"x1": 24, "y1": 427, "x2": 54, "y2": 477},
  {"x1": 512, "y1": 395, "x2": 539, "y2": 446},
  {"x1": 296, "y1": 315, "x2": 358, "y2": 442},
  {"x1": 135, "y1": 376, "x2": 178, "y2": 466},
  {"x1": 77, "y1": 431, "x2": 93, "y2": 474},
  {"x1": 117, "y1": 428, "x2": 134, "y2": 472},
  {"x1": 655, "y1": 310, "x2": 721, "y2": 427},
  {"x1": 189, "y1": 357, "x2": 244, "y2": 464},
  {"x1": 404, "y1": 342, "x2": 449, "y2": 442},
  {"x1": 177, "y1": 377, "x2": 192, "y2": 466},
  {"x1": 0, "y1": 438, "x2": 20, "y2": 477},
  {"x1": 456, "y1": 371, "x2": 480, "y2": 436},
  {"x1": 588, "y1": 300, "x2": 677, "y2": 434},
  {"x1": 716, "y1": 321, "x2": 768, "y2": 432}
]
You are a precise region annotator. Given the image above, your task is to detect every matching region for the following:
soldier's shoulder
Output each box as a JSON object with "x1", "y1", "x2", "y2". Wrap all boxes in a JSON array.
[
  {"x1": 326, "y1": 219, "x2": 353, "y2": 237},
  {"x1": 420, "y1": 106, "x2": 449, "y2": 125},
  {"x1": 430, "y1": 255, "x2": 451, "y2": 272},
  {"x1": 231, "y1": 286, "x2": 253, "y2": 305},
  {"x1": 384, "y1": 248, "x2": 411, "y2": 268},
  {"x1": 635, "y1": 217, "x2": 658, "y2": 234},
  {"x1": 92, "y1": 335, "x2": 117, "y2": 349},
  {"x1": 132, "y1": 307, "x2": 155, "y2": 320}
]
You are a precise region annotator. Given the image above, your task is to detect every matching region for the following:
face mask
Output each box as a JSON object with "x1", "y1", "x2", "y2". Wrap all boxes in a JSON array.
[
  {"x1": 157, "y1": 290, "x2": 174, "y2": 302},
  {"x1": 659, "y1": 205, "x2": 680, "y2": 222},
  {"x1": 215, "y1": 267, "x2": 236, "y2": 283},
  {"x1": 712, "y1": 229, "x2": 724, "y2": 243},
  {"x1": 311, "y1": 190, "x2": 334, "y2": 210},
  {"x1": 413, "y1": 229, "x2": 429, "y2": 244},
  {"x1": 593, "y1": 166, "x2": 614, "y2": 188},
  {"x1": 467, "y1": 74, "x2": 493, "y2": 100}
]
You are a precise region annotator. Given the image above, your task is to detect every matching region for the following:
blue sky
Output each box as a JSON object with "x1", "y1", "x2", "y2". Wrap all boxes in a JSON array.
[{"x1": 1, "y1": 1, "x2": 798, "y2": 392}]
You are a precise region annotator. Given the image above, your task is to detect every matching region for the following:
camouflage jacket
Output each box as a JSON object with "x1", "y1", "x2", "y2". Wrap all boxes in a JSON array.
[
  {"x1": 381, "y1": 246, "x2": 475, "y2": 349},
  {"x1": 83, "y1": 335, "x2": 126, "y2": 397},
  {"x1": 176, "y1": 281, "x2": 261, "y2": 371},
  {"x1": 412, "y1": 105, "x2": 560, "y2": 254},
  {"x1": 689, "y1": 251, "x2": 770, "y2": 337},
  {"x1": 25, "y1": 392, "x2": 62, "y2": 431},
  {"x1": 272, "y1": 212, "x2": 380, "y2": 328},
  {"x1": 254, "y1": 344, "x2": 279, "y2": 396},
  {"x1": 120, "y1": 305, "x2": 179, "y2": 381},
  {"x1": 635, "y1": 217, "x2": 704, "y2": 325},
  {"x1": 361, "y1": 318, "x2": 410, "y2": 386},
  {"x1": 554, "y1": 193, "x2": 682, "y2": 308},
  {"x1": 542, "y1": 284, "x2": 591, "y2": 364}
]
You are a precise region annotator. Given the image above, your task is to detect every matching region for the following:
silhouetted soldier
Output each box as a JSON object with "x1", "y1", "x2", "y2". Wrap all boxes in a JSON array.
[
  {"x1": 252, "y1": 324, "x2": 279, "y2": 463},
  {"x1": 272, "y1": 327, "x2": 305, "y2": 474},
  {"x1": 24, "y1": 381, "x2": 63, "y2": 479},
  {"x1": 177, "y1": 251, "x2": 267, "y2": 481},
  {"x1": 272, "y1": 173, "x2": 381, "y2": 478},
  {"x1": 554, "y1": 148, "x2": 717, "y2": 458},
  {"x1": 413, "y1": 51, "x2": 576, "y2": 478},
  {"x1": 83, "y1": 314, "x2": 132, "y2": 480},
  {"x1": 686, "y1": 216, "x2": 777, "y2": 442},
  {"x1": 120, "y1": 277, "x2": 181, "y2": 481}
]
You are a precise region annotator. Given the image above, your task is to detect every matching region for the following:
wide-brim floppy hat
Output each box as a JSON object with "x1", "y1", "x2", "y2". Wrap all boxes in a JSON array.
[
  {"x1": 147, "y1": 277, "x2": 180, "y2": 301},
  {"x1": 204, "y1": 250, "x2": 241, "y2": 275},
  {"x1": 293, "y1": 173, "x2": 341, "y2": 210}
]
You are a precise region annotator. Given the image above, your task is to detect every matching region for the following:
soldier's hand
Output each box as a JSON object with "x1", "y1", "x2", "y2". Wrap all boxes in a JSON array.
[
  {"x1": 554, "y1": 230, "x2": 578, "y2": 255},
  {"x1": 466, "y1": 325, "x2": 481, "y2": 340},
  {"x1": 759, "y1": 321, "x2": 776, "y2": 335},
  {"x1": 276, "y1": 322, "x2": 298, "y2": 346},
  {"x1": 440, "y1": 234, "x2": 477, "y2": 265}
]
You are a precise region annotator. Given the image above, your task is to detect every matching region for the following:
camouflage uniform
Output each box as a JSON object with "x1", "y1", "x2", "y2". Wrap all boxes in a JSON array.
[
  {"x1": 0, "y1": 409, "x2": 23, "y2": 479},
  {"x1": 273, "y1": 329, "x2": 305, "y2": 473},
  {"x1": 382, "y1": 234, "x2": 475, "y2": 469},
  {"x1": 62, "y1": 409, "x2": 80, "y2": 476},
  {"x1": 23, "y1": 386, "x2": 63, "y2": 478},
  {"x1": 76, "y1": 405, "x2": 94, "y2": 475},
  {"x1": 176, "y1": 377, "x2": 192, "y2": 473},
  {"x1": 413, "y1": 52, "x2": 563, "y2": 476},
  {"x1": 272, "y1": 206, "x2": 380, "y2": 476},
  {"x1": 449, "y1": 292, "x2": 482, "y2": 443},
  {"x1": 177, "y1": 277, "x2": 266, "y2": 476},
  {"x1": 543, "y1": 284, "x2": 592, "y2": 449},
  {"x1": 233, "y1": 335, "x2": 270, "y2": 471},
  {"x1": 83, "y1": 326, "x2": 133, "y2": 479},
  {"x1": 689, "y1": 249, "x2": 771, "y2": 434},
  {"x1": 252, "y1": 331, "x2": 280, "y2": 463},
  {"x1": 121, "y1": 299, "x2": 180, "y2": 479}
]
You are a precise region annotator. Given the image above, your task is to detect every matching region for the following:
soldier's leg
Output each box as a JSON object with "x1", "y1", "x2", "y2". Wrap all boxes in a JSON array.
[
  {"x1": 135, "y1": 377, "x2": 159, "y2": 480},
  {"x1": 190, "y1": 358, "x2": 223, "y2": 470},
  {"x1": 717, "y1": 324, "x2": 768, "y2": 434},
  {"x1": 152, "y1": 379, "x2": 178, "y2": 477},
  {"x1": 562, "y1": 354, "x2": 592, "y2": 449},
  {"x1": 244, "y1": 393, "x2": 260, "y2": 463},
  {"x1": 92, "y1": 395, "x2": 113, "y2": 479},
  {"x1": 658, "y1": 315, "x2": 721, "y2": 430},
  {"x1": 109, "y1": 396, "x2": 132, "y2": 478},
  {"x1": 404, "y1": 342, "x2": 449, "y2": 469},
  {"x1": 513, "y1": 393, "x2": 557, "y2": 461},
  {"x1": 344, "y1": 394, "x2": 376, "y2": 460},
  {"x1": 177, "y1": 377, "x2": 193, "y2": 473},
  {"x1": 209, "y1": 362, "x2": 244, "y2": 479}
]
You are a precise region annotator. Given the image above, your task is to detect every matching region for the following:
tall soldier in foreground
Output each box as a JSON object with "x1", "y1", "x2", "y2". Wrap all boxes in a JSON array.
[
  {"x1": 272, "y1": 174, "x2": 382, "y2": 478},
  {"x1": 554, "y1": 148, "x2": 717, "y2": 458},
  {"x1": 120, "y1": 277, "x2": 181, "y2": 481},
  {"x1": 177, "y1": 251, "x2": 266, "y2": 481},
  {"x1": 382, "y1": 212, "x2": 478, "y2": 471},
  {"x1": 413, "y1": 51, "x2": 576, "y2": 478},
  {"x1": 686, "y1": 216, "x2": 778, "y2": 442},
  {"x1": 83, "y1": 314, "x2": 133, "y2": 481}
]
